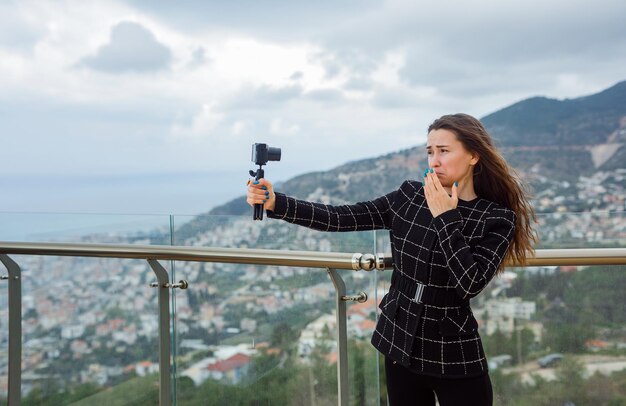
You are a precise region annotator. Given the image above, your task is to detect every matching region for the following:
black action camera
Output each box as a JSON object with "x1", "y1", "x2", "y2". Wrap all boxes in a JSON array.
[
  {"x1": 249, "y1": 143, "x2": 281, "y2": 221},
  {"x1": 251, "y1": 143, "x2": 281, "y2": 165}
]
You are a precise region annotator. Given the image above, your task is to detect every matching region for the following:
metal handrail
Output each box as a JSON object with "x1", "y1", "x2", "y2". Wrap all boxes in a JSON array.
[
  {"x1": 0, "y1": 242, "x2": 369, "y2": 269},
  {"x1": 526, "y1": 248, "x2": 626, "y2": 266},
  {"x1": 2, "y1": 242, "x2": 626, "y2": 266},
  {"x1": 1, "y1": 242, "x2": 626, "y2": 406},
  {"x1": 0, "y1": 241, "x2": 626, "y2": 269}
]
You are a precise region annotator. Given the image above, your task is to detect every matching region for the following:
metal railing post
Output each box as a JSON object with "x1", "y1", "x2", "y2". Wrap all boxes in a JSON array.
[
  {"x1": 326, "y1": 267, "x2": 349, "y2": 406},
  {"x1": 0, "y1": 254, "x2": 22, "y2": 406},
  {"x1": 148, "y1": 259, "x2": 172, "y2": 406}
]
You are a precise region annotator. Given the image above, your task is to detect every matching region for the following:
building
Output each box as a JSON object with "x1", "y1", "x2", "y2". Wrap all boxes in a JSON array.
[
  {"x1": 205, "y1": 353, "x2": 251, "y2": 384},
  {"x1": 476, "y1": 297, "x2": 536, "y2": 335}
]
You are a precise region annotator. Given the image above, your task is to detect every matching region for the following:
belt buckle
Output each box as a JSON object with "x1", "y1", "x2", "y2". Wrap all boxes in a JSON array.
[{"x1": 413, "y1": 282, "x2": 425, "y2": 303}]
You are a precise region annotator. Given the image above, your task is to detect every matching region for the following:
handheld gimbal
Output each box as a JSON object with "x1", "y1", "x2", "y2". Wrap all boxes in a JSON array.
[{"x1": 249, "y1": 143, "x2": 281, "y2": 220}]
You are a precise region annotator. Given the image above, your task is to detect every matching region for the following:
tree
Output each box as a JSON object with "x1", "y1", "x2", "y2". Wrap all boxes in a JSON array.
[
  {"x1": 544, "y1": 322, "x2": 594, "y2": 353},
  {"x1": 584, "y1": 371, "x2": 621, "y2": 404},
  {"x1": 554, "y1": 356, "x2": 589, "y2": 405},
  {"x1": 309, "y1": 336, "x2": 338, "y2": 405},
  {"x1": 350, "y1": 340, "x2": 366, "y2": 406},
  {"x1": 490, "y1": 369, "x2": 524, "y2": 405},
  {"x1": 270, "y1": 322, "x2": 299, "y2": 351}
]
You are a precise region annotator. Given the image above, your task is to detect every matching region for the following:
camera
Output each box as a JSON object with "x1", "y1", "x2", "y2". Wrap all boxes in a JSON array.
[
  {"x1": 251, "y1": 143, "x2": 281, "y2": 165},
  {"x1": 249, "y1": 143, "x2": 281, "y2": 221}
]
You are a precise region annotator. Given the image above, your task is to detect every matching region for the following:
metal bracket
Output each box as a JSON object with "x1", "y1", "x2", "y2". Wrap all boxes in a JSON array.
[
  {"x1": 326, "y1": 267, "x2": 349, "y2": 406},
  {"x1": 146, "y1": 259, "x2": 173, "y2": 406},
  {"x1": 0, "y1": 254, "x2": 22, "y2": 405},
  {"x1": 0, "y1": 275, "x2": 9, "y2": 280},
  {"x1": 341, "y1": 292, "x2": 368, "y2": 303},
  {"x1": 150, "y1": 280, "x2": 189, "y2": 289}
]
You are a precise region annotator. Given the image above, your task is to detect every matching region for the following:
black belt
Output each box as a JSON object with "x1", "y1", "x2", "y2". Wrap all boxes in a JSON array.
[{"x1": 390, "y1": 272, "x2": 467, "y2": 307}]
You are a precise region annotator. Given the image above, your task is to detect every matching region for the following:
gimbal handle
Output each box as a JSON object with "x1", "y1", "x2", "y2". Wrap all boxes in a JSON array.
[{"x1": 249, "y1": 166, "x2": 265, "y2": 220}]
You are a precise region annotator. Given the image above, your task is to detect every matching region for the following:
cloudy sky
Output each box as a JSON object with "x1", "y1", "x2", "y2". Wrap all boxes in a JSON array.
[{"x1": 1, "y1": 0, "x2": 625, "y2": 218}]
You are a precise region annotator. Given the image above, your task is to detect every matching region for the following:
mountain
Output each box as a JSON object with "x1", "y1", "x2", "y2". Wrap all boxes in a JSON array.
[
  {"x1": 204, "y1": 80, "x2": 626, "y2": 220},
  {"x1": 481, "y1": 81, "x2": 626, "y2": 147}
]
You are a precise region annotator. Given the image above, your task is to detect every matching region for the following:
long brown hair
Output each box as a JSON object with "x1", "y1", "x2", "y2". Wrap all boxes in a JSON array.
[{"x1": 428, "y1": 113, "x2": 537, "y2": 270}]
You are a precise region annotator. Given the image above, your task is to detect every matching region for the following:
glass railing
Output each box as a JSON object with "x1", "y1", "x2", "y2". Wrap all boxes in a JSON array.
[
  {"x1": 0, "y1": 211, "x2": 382, "y2": 406},
  {"x1": 170, "y1": 213, "x2": 377, "y2": 405},
  {"x1": 1, "y1": 210, "x2": 625, "y2": 405},
  {"x1": 0, "y1": 212, "x2": 173, "y2": 405},
  {"x1": 485, "y1": 263, "x2": 626, "y2": 405}
]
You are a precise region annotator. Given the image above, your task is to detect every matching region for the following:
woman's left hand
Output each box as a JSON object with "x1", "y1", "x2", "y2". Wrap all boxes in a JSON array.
[{"x1": 423, "y1": 170, "x2": 458, "y2": 218}]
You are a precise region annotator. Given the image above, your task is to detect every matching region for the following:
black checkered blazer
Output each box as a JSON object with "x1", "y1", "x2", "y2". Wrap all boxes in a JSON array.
[{"x1": 267, "y1": 180, "x2": 516, "y2": 378}]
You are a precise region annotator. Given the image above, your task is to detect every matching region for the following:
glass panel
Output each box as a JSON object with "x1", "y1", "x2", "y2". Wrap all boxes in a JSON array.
[
  {"x1": 171, "y1": 261, "x2": 337, "y2": 405},
  {"x1": 0, "y1": 213, "x2": 171, "y2": 404},
  {"x1": 487, "y1": 264, "x2": 626, "y2": 405},
  {"x1": 171, "y1": 213, "x2": 377, "y2": 405},
  {"x1": 0, "y1": 255, "x2": 165, "y2": 404}
]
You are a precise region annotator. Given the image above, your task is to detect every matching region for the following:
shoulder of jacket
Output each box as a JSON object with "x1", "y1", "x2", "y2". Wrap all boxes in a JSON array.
[
  {"x1": 396, "y1": 180, "x2": 426, "y2": 202},
  {"x1": 401, "y1": 179, "x2": 423, "y2": 192},
  {"x1": 480, "y1": 200, "x2": 517, "y2": 224}
]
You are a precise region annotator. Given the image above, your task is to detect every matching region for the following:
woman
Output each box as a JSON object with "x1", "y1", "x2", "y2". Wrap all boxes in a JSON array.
[{"x1": 247, "y1": 113, "x2": 536, "y2": 405}]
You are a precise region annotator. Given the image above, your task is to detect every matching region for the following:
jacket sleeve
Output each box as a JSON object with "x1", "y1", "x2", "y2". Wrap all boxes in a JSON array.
[
  {"x1": 432, "y1": 205, "x2": 516, "y2": 299},
  {"x1": 265, "y1": 187, "x2": 399, "y2": 232}
]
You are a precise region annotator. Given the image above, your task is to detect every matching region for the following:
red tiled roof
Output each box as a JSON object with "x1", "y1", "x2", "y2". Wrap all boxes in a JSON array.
[
  {"x1": 585, "y1": 339, "x2": 609, "y2": 348},
  {"x1": 359, "y1": 319, "x2": 376, "y2": 330},
  {"x1": 325, "y1": 351, "x2": 338, "y2": 364},
  {"x1": 207, "y1": 353, "x2": 251, "y2": 373},
  {"x1": 347, "y1": 301, "x2": 374, "y2": 316}
]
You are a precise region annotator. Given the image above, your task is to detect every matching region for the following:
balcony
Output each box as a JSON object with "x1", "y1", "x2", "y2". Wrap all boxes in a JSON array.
[{"x1": 1, "y1": 212, "x2": 626, "y2": 405}]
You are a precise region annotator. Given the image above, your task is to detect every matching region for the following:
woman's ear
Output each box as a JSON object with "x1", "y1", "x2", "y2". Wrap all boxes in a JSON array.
[{"x1": 470, "y1": 154, "x2": 479, "y2": 166}]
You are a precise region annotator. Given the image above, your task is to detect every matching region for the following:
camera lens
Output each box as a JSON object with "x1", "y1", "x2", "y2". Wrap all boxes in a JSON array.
[{"x1": 267, "y1": 147, "x2": 281, "y2": 162}]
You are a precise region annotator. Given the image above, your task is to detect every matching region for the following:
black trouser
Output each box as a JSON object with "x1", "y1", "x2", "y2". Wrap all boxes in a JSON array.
[{"x1": 385, "y1": 357, "x2": 493, "y2": 406}]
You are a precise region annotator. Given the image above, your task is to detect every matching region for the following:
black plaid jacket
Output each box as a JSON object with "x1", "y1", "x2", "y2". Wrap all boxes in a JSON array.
[{"x1": 267, "y1": 180, "x2": 516, "y2": 378}]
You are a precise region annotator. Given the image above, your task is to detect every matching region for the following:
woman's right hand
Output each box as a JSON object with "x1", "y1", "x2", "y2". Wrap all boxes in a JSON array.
[{"x1": 247, "y1": 178, "x2": 276, "y2": 212}]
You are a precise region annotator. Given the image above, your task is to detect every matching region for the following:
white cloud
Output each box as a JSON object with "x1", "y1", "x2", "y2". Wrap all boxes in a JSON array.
[
  {"x1": 0, "y1": 0, "x2": 47, "y2": 52},
  {"x1": 269, "y1": 118, "x2": 300, "y2": 136},
  {"x1": 78, "y1": 21, "x2": 172, "y2": 73},
  {"x1": 232, "y1": 121, "x2": 248, "y2": 135},
  {"x1": 370, "y1": 49, "x2": 406, "y2": 87},
  {"x1": 171, "y1": 103, "x2": 224, "y2": 138},
  {"x1": 554, "y1": 74, "x2": 600, "y2": 99},
  {"x1": 188, "y1": 46, "x2": 210, "y2": 68},
  {"x1": 211, "y1": 38, "x2": 327, "y2": 90}
]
